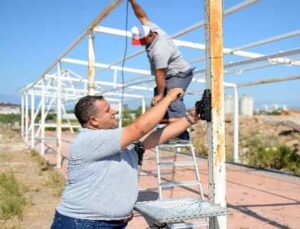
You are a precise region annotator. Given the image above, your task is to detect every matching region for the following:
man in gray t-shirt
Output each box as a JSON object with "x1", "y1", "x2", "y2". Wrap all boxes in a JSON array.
[
  {"x1": 129, "y1": 0, "x2": 194, "y2": 140},
  {"x1": 51, "y1": 89, "x2": 199, "y2": 228}
]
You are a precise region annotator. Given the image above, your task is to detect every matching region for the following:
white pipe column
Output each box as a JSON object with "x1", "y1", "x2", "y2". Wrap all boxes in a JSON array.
[
  {"x1": 118, "y1": 101, "x2": 122, "y2": 128},
  {"x1": 88, "y1": 32, "x2": 96, "y2": 95},
  {"x1": 113, "y1": 70, "x2": 118, "y2": 88},
  {"x1": 21, "y1": 93, "x2": 24, "y2": 138},
  {"x1": 233, "y1": 86, "x2": 239, "y2": 162},
  {"x1": 25, "y1": 92, "x2": 29, "y2": 143},
  {"x1": 141, "y1": 97, "x2": 146, "y2": 114},
  {"x1": 56, "y1": 62, "x2": 62, "y2": 168},
  {"x1": 40, "y1": 79, "x2": 45, "y2": 156},
  {"x1": 204, "y1": 0, "x2": 227, "y2": 228},
  {"x1": 30, "y1": 90, "x2": 35, "y2": 149}
]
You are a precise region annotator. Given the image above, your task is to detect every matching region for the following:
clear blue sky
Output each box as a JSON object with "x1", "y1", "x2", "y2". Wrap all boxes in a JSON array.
[{"x1": 0, "y1": 0, "x2": 299, "y2": 108}]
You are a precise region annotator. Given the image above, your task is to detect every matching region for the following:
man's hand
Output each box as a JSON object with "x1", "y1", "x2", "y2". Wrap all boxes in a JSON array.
[
  {"x1": 187, "y1": 107, "x2": 199, "y2": 124},
  {"x1": 152, "y1": 94, "x2": 164, "y2": 106},
  {"x1": 165, "y1": 88, "x2": 184, "y2": 102}
]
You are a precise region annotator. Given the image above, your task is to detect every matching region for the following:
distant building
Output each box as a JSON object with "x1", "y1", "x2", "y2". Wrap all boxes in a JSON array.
[
  {"x1": 258, "y1": 103, "x2": 288, "y2": 113},
  {"x1": 0, "y1": 102, "x2": 20, "y2": 114},
  {"x1": 239, "y1": 96, "x2": 254, "y2": 116},
  {"x1": 224, "y1": 95, "x2": 254, "y2": 116},
  {"x1": 224, "y1": 95, "x2": 234, "y2": 115}
]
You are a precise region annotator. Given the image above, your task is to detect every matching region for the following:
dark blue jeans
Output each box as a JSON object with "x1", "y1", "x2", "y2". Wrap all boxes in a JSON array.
[{"x1": 51, "y1": 211, "x2": 128, "y2": 229}]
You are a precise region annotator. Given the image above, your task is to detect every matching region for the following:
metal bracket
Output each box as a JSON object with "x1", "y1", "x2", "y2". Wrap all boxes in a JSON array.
[{"x1": 195, "y1": 89, "x2": 212, "y2": 122}]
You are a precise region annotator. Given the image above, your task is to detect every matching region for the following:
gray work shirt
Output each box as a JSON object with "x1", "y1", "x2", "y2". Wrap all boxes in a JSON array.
[
  {"x1": 56, "y1": 128, "x2": 138, "y2": 220},
  {"x1": 145, "y1": 21, "x2": 190, "y2": 76}
]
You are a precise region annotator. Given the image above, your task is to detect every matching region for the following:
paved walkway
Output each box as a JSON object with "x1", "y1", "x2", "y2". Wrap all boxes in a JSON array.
[{"x1": 42, "y1": 132, "x2": 300, "y2": 228}]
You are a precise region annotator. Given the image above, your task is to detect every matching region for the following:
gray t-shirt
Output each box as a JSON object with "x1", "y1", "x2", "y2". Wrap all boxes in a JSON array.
[
  {"x1": 56, "y1": 128, "x2": 138, "y2": 220},
  {"x1": 146, "y1": 21, "x2": 190, "y2": 76}
]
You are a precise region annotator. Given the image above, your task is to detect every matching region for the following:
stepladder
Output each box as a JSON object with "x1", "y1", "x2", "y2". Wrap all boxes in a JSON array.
[
  {"x1": 154, "y1": 136, "x2": 205, "y2": 201},
  {"x1": 135, "y1": 131, "x2": 230, "y2": 228}
]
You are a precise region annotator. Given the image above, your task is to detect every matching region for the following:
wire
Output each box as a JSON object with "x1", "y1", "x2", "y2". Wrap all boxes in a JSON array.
[{"x1": 121, "y1": 0, "x2": 130, "y2": 108}]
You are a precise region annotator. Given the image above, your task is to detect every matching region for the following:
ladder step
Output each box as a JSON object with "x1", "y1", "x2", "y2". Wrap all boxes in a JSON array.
[
  {"x1": 167, "y1": 221, "x2": 209, "y2": 229},
  {"x1": 159, "y1": 161, "x2": 196, "y2": 167},
  {"x1": 160, "y1": 180, "x2": 200, "y2": 189},
  {"x1": 158, "y1": 142, "x2": 192, "y2": 148}
]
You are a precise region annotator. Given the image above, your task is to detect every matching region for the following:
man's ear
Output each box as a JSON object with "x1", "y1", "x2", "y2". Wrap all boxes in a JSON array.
[{"x1": 89, "y1": 116, "x2": 98, "y2": 127}]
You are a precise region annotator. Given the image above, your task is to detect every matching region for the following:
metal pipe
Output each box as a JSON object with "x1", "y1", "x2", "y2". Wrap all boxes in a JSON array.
[
  {"x1": 205, "y1": 0, "x2": 226, "y2": 228},
  {"x1": 195, "y1": 47, "x2": 300, "y2": 74},
  {"x1": 237, "y1": 74, "x2": 300, "y2": 87},
  {"x1": 88, "y1": 32, "x2": 96, "y2": 95},
  {"x1": 61, "y1": 104, "x2": 74, "y2": 133},
  {"x1": 95, "y1": 0, "x2": 260, "y2": 73},
  {"x1": 233, "y1": 86, "x2": 239, "y2": 163},
  {"x1": 24, "y1": 0, "x2": 123, "y2": 91},
  {"x1": 56, "y1": 62, "x2": 62, "y2": 168},
  {"x1": 25, "y1": 93, "x2": 29, "y2": 143},
  {"x1": 232, "y1": 29, "x2": 300, "y2": 51},
  {"x1": 21, "y1": 94, "x2": 24, "y2": 138},
  {"x1": 41, "y1": 79, "x2": 45, "y2": 156},
  {"x1": 62, "y1": 58, "x2": 150, "y2": 75},
  {"x1": 31, "y1": 91, "x2": 35, "y2": 149}
]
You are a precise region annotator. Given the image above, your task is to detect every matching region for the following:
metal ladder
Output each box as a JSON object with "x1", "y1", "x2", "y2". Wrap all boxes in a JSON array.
[
  {"x1": 153, "y1": 134, "x2": 209, "y2": 228},
  {"x1": 155, "y1": 137, "x2": 204, "y2": 201}
]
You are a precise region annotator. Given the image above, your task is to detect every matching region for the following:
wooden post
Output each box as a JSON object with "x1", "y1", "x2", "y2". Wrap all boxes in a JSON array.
[{"x1": 204, "y1": 0, "x2": 227, "y2": 228}]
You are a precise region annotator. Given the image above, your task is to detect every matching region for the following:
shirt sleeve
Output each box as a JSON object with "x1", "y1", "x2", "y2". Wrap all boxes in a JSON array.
[{"x1": 146, "y1": 21, "x2": 167, "y2": 35}]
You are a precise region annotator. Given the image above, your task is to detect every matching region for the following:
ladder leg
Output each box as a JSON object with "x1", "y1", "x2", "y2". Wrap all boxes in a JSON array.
[
  {"x1": 170, "y1": 147, "x2": 179, "y2": 198},
  {"x1": 190, "y1": 144, "x2": 205, "y2": 200},
  {"x1": 155, "y1": 146, "x2": 163, "y2": 200}
]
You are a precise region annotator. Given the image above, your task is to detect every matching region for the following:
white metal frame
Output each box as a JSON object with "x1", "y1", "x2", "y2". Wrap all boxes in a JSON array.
[{"x1": 18, "y1": 1, "x2": 300, "y2": 228}]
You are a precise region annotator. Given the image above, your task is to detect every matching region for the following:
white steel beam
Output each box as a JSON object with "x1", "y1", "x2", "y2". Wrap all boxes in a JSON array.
[
  {"x1": 41, "y1": 79, "x2": 45, "y2": 156},
  {"x1": 21, "y1": 94, "x2": 24, "y2": 138},
  {"x1": 237, "y1": 74, "x2": 300, "y2": 87},
  {"x1": 232, "y1": 29, "x2": 300, "y2": 52},
  {"x1": 62, "y1": 58, "x2": 151, "y2": 75},
  {"x1": 195, "y1": 47, "x2": 300, "y2": 75},
  {"x1": 30, "y1": 91, "x2": 35, "y2": 149},
  {"x1": 88, "y1": 32, "x2": 96, "y2": 95},
  {"x1": 24, "y1": 0, "x2": 123, "y2": 91},
  {"x1": 56, "y1": 62, "x2": 62, "y2": 168},
  {"x1": 94, "y1": 0, "x2": 260, "y2": 73},
  {"x1": 95, "y1": 26, "x2": 277, "y2": 60},
  {"x1": 25, "y1": 93, "x2": 29, "y2": 143}
]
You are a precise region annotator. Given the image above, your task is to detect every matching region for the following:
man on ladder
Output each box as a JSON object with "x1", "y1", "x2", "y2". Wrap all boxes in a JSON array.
[{"x1": 129, "y1": 0, "x2": 194, "y2": 141}]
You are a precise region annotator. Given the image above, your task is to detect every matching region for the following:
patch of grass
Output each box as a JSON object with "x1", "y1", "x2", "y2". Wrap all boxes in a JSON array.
[
  {"x1": 0, "y1": 169, "x2": 25, "y2": 220},
  {"x1": 192, "y1": 138, "x2": 208, "y2": 156},
  {"x1": 28, "y1": 150, "x2": 65, "y2": 196},
  {"x1": 0, "y1": 114, "x2": 21, "y2": 124},
  {"x1": 43, "y1": 170, "x2": 65, "y2": 197},
  {"x1": 241, "y1": 132, "x2": 300, "y2": 175}
]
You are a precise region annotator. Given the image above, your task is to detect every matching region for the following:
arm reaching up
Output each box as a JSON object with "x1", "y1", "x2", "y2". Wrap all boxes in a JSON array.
[
  {"x1": 142, "y1": 107, "x2": 199, "y2": 150},
  {"x1": 128, "y1": 0, "x2": 149, "y2": 25},
  {"x1": 121, "y1": 88, "x2": 184, "y2": 149}
]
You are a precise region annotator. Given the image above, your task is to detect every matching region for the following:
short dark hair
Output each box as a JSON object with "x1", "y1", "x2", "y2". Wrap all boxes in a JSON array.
[{"x1": 74, "y1": 95, "x2": 104, "y2": 126}]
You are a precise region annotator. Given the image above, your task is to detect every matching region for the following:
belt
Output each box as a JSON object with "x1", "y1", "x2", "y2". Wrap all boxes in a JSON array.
[{"x1": 104, "y1": 213, "x2": 133, "y2": 224}]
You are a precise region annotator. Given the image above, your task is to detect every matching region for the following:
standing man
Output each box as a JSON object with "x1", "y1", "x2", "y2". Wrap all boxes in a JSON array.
[
  {"x1": 51, "y1": 88, "x2": 199, "y2": 229},
  {"x1": 129, "y1": 0, "x2": 194, "y2": 140}
]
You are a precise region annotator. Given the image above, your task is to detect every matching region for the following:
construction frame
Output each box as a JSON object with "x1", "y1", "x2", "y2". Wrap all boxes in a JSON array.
[{"x1": 19, "y1": 0, "x2": 300, "y2": 228}]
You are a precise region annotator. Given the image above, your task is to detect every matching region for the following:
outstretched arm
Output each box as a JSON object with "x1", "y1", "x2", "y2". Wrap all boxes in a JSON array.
[
  {"x1": 128, "y1": 0, "x2": 149, "y2": 25},
  {"x1": 121, "y1": 88, "x2": 183, "y2": 150},
  {"x1": 142, "y1": 108, "x2": 198, "y2": 149}
]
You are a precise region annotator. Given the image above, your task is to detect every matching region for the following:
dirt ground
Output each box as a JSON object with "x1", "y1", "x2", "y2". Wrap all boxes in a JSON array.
[
  {"x1": 0, "y1": 124, "x2": 60, "y2": 229},
  {"x1": 192, "y1": 112, "x2": 300, "y2": 162}
]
